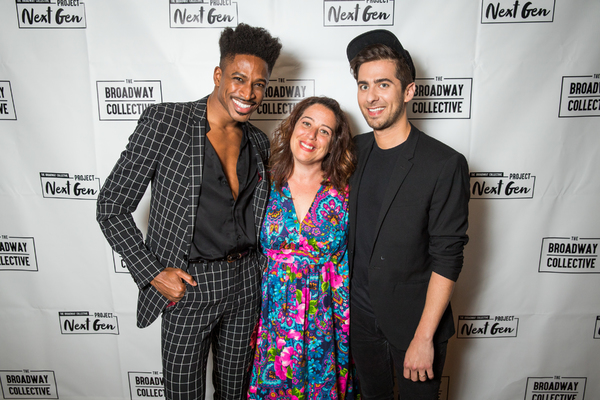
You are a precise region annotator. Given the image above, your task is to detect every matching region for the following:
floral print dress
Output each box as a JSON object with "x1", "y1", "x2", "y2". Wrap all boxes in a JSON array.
[{"x1": 248, "y1": 182, "x2": 358, "y2": 400}]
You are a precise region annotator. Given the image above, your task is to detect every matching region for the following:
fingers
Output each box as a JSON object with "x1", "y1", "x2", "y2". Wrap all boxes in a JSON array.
[
  {"x1": 403, "y1": 367, "x2": 420, "y2": 382},
  {"x1": 160, "y1": 275, "x2": 186, "y2": 302},
  {"x1": 426, "y1": 367, "x2": 434, "y2": 380},
  {"x1": 412, "y1": 370, "x2": 430, "y2": 382},
  {"x1": 418, "y1": 369, "x2": 431, "y2": 381},
  {"x1": 151, "y1": 268, "x2": 195, "y2": 302},
  {"x1": 175, "y1": 269, "x2": 197, "y2": 286},
  {"x1": 403, "y1": 366, "x2": 434, "y2": 382}
]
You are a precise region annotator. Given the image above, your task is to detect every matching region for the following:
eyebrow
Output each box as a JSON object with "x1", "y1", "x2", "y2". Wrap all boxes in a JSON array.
[
  {"x1": 301, "y1": 115, "x2": 334, "y2": 132},
  {"x1": 358, "y1": 77, "x2": 394, "y2": 86},
  {"x1": 232, "y1": 71, "x2": 267, "y2": 84}
]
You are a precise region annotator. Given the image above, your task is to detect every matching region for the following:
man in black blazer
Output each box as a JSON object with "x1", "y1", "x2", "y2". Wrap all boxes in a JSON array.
[
  {"x1": 97, "y1": 24, "x2": 281, "y2": 400},
  {"x1": 346, "y1": 30, "x2": 469, "y2": 399}
]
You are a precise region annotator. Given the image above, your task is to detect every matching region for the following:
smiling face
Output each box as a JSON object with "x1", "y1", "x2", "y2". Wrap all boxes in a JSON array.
[
  {"x1": 356, "y1": 59, "x2": 414, "y2": 134},
  {"x1": 212, "y1": 54, "x2": 269, "y2": 124},
  {"x1": 290, "y1": 104, "x2": 336, "y2": 170}
]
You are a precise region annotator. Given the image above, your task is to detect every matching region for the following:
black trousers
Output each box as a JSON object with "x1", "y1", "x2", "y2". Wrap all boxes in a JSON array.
[
  {"x1": 160, "y1": 254, "x2": 262, "y2": 400},
  {"x1": 351, "y1": 305, "x2": 447, "y2": 400}
]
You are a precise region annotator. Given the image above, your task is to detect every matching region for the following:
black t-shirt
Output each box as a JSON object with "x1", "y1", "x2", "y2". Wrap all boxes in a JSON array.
[{"x1": 351, "y1": 140, "x2": 405, "y2": 314}]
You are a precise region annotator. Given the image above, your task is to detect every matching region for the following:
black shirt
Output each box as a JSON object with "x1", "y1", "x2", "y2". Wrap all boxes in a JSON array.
[
  {"x1": 188, "y1": 120, "x2": 258, "y2": 260},
  {"x1": 352, "y1": 140, "x2": 405, "y2": 314}
]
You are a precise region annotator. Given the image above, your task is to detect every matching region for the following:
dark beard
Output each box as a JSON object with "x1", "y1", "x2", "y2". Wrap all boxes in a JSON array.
[{"x1": 364, "y1": 100, "x2": 405, "y2": 131}]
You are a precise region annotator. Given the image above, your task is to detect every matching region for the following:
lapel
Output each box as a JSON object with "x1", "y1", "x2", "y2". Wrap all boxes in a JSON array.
[
  {"x1": 349, "y1": 132, "x2": 375, "y2": 257},
  {"x1": 186, "y1": 96, "x2": 208, "y2": 249},
  {"x1": 370, "y1": 125, "x2": 420, "y2": 262},
  {"x1": 246, "y1": 127, "x2": 269, "y2": 244}
]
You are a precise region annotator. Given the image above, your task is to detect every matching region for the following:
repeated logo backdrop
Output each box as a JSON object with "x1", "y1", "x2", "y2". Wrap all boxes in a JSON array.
[{"x1": 1, "y1": 1, "x2": 599, "y2": 399}]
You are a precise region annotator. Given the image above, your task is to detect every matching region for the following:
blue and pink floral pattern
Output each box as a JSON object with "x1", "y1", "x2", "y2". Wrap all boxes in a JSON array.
[{"x1": 248, "y1": 182, "x2": 358, "y2": 400}]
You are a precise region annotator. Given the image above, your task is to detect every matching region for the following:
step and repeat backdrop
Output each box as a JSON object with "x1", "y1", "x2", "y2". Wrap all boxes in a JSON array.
[{"x1": 1, "y1": 0, "x2": 599, "y2": 399}]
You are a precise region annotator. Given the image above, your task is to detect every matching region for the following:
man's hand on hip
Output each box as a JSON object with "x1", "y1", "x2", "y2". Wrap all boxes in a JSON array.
[{"x1": 150, "y1": 267, "x2": 197, "y2": 302}]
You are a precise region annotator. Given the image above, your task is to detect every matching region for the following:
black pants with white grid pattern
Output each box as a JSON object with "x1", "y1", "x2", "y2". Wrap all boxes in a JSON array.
[{"x1": 161, "y1": 253, "x2": 261, "y2": 400}]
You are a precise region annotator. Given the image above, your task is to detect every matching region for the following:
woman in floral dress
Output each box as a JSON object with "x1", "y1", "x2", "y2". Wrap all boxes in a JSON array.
[{"x1": 248, "y1": 97, "x2": 358, "y2": 399}]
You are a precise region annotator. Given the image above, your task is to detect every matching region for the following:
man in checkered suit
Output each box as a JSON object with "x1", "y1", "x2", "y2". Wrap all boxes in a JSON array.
[{"x1": 97, "y1": 24, "x2": 281, "y2": 400}]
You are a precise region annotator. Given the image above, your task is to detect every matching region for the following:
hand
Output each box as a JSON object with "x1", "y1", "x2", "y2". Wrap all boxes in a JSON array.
[
  {"x1": 403, "y1": 336, "x2": 434, "y2": 382},
  {"x1": 150, "y1": 267, "x2": 197, "y2": 302}
]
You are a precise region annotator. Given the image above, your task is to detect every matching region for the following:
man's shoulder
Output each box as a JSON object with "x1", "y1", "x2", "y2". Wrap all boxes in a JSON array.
[
  {"x1": 245, "y1": 122, "x2": 268, "y2": 137},
  {"x1": 141, "y1": 97, "x2": 208, "y2": 122},
  {"x1": 413, "y1": 127, "x2": 464, "y2": 162},
  {"x1": 245, "y1": 122, "x2": 270, "y2": 146},
  {"x1": 353, "y1": 131, "x2": 374, "y2": 147}
]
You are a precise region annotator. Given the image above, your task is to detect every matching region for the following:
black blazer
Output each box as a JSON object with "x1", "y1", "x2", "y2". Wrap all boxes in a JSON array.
[
  {"x1": 348, "y1": 124, "x2": 469, "y2": 350},
  {"x1": 97, "y1": 96, "x2": 270, "y2": 328}
]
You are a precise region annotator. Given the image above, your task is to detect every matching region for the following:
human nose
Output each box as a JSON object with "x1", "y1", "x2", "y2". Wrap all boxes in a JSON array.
[
  {"x1": 306, "y1": 126, "x2": 318, "y2": 140},
  {"x1": 239, "y1": 82, "x2": 254, "y2": 100},
  {"x1": 365, "y1": 86, "x2": 378, "y2": 103}
]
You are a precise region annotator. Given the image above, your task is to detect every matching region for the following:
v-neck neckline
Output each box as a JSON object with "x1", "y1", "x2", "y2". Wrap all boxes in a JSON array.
[{"x1": 284, "y1": 181, "x2": 325, "y2": 227}]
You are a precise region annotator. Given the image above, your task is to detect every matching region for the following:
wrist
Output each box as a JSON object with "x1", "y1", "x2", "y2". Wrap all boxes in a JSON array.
[{"x1": 413, "y1": 328, "x2": 434, "y2": 343}]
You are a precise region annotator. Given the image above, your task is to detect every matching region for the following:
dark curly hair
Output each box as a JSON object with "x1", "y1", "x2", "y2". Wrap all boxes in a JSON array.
[
  {"x1": 219, "y1": 23, "x2": 282, "y2": 74},
  {"x1": 350, "y1": 43, "x2": 413, "y2": 91},
  {"x1": 270, "y1": 96, "x2": 356, "y2": 194}
]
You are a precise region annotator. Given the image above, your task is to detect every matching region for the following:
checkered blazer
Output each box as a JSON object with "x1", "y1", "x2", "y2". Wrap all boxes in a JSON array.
[{"x1": 97, "y1": 95, "x2": 270, "y2": 328}]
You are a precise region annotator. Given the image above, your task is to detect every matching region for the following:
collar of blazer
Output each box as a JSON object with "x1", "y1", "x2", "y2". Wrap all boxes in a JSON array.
[{"x1": 191, "y1": 95, "x2": 209, "y2": 126}]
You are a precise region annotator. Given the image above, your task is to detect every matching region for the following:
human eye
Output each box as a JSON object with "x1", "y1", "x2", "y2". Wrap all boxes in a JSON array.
[
  {"x1": 319, "y1": 129, "x2": 331, "y2": 136},
  {"x1": 379, "y1": 82, "x2": 389, "y2": 89},
  {"x1": 359, "y1": 84, "x2": 368, "y2": 91}
]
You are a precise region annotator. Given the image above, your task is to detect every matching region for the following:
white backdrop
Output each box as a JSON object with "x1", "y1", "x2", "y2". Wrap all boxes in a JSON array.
[{"x1": 1, "y1": 1, "x2": 599, "y2": 399}]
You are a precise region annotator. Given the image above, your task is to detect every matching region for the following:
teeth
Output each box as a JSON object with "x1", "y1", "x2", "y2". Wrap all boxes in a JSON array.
[
  {"x1": 300, "y1": 142, "x2": 314, "y2": 150},
  {"x1": 369, "y1": 107, "x2": 384, "y2": 112},
  {"x1": 233, "y1": 98, "x2": 252, "y2": 109}
]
